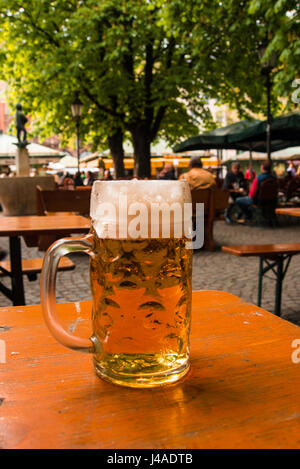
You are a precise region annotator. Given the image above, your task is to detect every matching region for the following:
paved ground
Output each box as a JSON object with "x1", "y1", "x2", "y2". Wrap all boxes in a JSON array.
[{"x1": 0, "y1": 215, "x2": 299, "y2": 326}]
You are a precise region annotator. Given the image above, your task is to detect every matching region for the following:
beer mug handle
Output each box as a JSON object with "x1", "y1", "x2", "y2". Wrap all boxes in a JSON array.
[{"x1": 40, "y1": 234, "x2": 95, "y2": 354}]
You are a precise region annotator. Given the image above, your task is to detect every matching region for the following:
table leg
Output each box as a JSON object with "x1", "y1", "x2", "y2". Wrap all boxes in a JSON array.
[
  {"x1": 257, "y1": 257, "x2": 263, "y2": 307},
  {"x1": 257, "y1": 254, "x2": 294, "y2": 317},
  {"x1": 9, "y1": 236, "x2": 25, "y2": 306},
  {"x1": 274, "y1": 256, "x2": 283, "y2": 317}
]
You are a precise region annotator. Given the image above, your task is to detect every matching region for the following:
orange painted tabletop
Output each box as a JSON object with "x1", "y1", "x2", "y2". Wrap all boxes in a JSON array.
[
  {"x1": 0, "y1": 215, "x2": 90, "y2": 237},
  {"x1": 222, "y1": 243, "x2": 300, "y2": 257},
  {"x1": 276, "y1": 207, "x2": 300, "y2": 218},
  {"x1": 0, "y1": 290, "x2": 300, "y2": 449}
]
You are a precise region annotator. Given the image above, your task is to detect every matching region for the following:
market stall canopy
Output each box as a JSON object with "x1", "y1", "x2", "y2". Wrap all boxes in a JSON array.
[
  {"x1": 59, "y1": 155, "x2": 78, "y2": 168},
  {"x1": 228, "y1": 111, "x2": 300, "y2": 149},
  {"x1": 234, "y1": 145, "x2": 300, "y2": 161},
  {"x1": 0, "y1": 132, "x2": 65, "y2": 158},
  {"x1": 120, "y1": 139, "x2": 174, "y2": 156},
  {"x1": 272, "y1": 145, "x2": 300, "y2": 159},
  {"x1": 48, "y1": 161, "x2": 64, "y2": 170},
  {"x1": 84, "y1": 139, "x2": 175, "y2": 159}
]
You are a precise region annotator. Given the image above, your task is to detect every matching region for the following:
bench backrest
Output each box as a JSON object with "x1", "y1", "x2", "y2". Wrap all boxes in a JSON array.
[
  {"x1": 191, "y1": 188, "x2": 229, "y2": 219},
  {"x1": 191, "y1": 188, "x2": 211, "y2": 216},
  {"x1": 258, "y1": 178, "x2": 278, "y2": 203},
  {"x1": 213, "y1": 188, "x2": 229, "y2": 213},
  {"x1": 36, "y1": 186, "x2": 91, "y2": 216}
]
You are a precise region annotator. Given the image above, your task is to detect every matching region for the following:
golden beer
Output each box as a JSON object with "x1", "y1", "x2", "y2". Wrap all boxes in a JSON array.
[{"x1": 90, "y1": 237, "x2": 192, "y2": 387}]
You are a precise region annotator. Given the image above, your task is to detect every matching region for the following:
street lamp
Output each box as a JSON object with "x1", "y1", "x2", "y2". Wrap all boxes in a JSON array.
[
  {"x1": 258, "y1": 44, "x2": 277, "y2": 160},
  {"x1": 71, "y1": 93, "x2": 83, "y2": 172}
]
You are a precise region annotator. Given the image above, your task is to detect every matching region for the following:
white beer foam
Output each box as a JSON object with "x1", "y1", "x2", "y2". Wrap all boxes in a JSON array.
[{"x1": 90, "y1": 180, "x2": 192, "y2": 239}]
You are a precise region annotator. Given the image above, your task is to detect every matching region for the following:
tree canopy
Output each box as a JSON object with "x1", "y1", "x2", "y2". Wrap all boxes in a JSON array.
[
  {"x1": 0, "y1": 0, "x2": 213, "y2": 176},
  {"x1": 0, "y1": 0, "x2": 299, "y2": 176},
  {"x1": 163, "y1": 0, "x2": 299, "y2": 117}
]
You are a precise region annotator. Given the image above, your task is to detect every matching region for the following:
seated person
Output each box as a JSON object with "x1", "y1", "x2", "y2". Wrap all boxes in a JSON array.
[
  {"x1": 85, "y1": 170, "x2": 97, "y2": 185},
  {"x1": 63, "y1": 173, "x2": 75, "y2": 190},
  {"x1": 103, "y1": 169, "x2": 113, "y2": 180},
  {"x1": 74, "y1": 171, "x2": 84, "y2": 187},
  {"x1": 235, "y1": 159, "x2": 276, "y2": 221},
  {"x1": 223, "y1": 162, "x2": 246, "y2": 223},
  {"x1": 179, "y1": 156, "x2": 216, "y2": 190},
  {"x1": 158, "y1": 163, "x2": 176, "y2": 180},
  {"x1": 285, "y1": 165, "x2": 300, "y2": 200},
  {"x1": 244, "y1": 166, "x2": 256, "y2": 183},
  {"x1": 287, "y1": 160, "x2": 297, "y2": 177}
]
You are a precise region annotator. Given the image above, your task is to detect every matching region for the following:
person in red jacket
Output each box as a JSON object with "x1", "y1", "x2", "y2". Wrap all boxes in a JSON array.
[
  {"x1": 245, "y1": 166, "x2": 256, "y2": 183},
  {"x1": 235, "y1": 160, "x2": 276, "y2": 221}
]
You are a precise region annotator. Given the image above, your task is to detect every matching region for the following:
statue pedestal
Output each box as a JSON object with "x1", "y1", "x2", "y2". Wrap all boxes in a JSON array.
[
  {"x1": 16, "y1": 146, "x2": 30, "y2": 177},
  {"x1": 0, "y1": 176, "x2": 55, "y2": 216}
]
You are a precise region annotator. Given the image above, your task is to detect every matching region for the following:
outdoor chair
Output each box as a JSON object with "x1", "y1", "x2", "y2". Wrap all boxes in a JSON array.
[
  {"x1": 252, "y1": 178, "x2": 278, "y2": 227},
  {"x1": 285, "y1": 177, "x2": 300, "y2": 203}
]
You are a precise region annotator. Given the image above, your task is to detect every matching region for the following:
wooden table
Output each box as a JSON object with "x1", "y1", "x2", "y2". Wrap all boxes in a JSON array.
[
  {"x1": 222, "y1": 243, "x2": 300, "y2": 316},
  {"x1": 1, "y1": 290, "x2": 299, "y2": 449},
  {"x1": 0, "y1": 215, "x2": 90, "y2": 306},
  {"x1": 276, "y1": 207, "x2": 300, "y2": 217}
]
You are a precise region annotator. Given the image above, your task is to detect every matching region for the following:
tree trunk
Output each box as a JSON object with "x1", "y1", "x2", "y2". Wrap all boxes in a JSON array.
[
  {"x1": 131, "y1": 126, "x2": 151, "y2": 178},
  {"x1": 108, "y1": 128, "x2": 125, "y2": 178}
]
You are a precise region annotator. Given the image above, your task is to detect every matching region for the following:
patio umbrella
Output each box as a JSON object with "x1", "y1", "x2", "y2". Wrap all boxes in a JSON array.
[
  {"x1": 173, "y1": 119, "x2": 261, "y2": 153},
  {"x1": 173, "y1": 119, "x2": 298, "y2": 154},
  {"x1": 228, "y1": 111, "x2": 300, "y2": 149}
]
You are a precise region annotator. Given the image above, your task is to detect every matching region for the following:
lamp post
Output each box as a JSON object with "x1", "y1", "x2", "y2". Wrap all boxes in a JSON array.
[
  {"x1": 71, "y1": 93, "x2": 83, "y2": 172},
  {"x1": 258, "y1": 44, "x2": 277, "y2": 160}
]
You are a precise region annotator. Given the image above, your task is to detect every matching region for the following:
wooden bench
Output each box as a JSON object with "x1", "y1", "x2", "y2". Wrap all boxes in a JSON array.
[
  {"x1": 75, "y1": 186, "x2": 93, "y2": 190},
  {"x1": 0, "y1": 256, "x2": 75, "y2": 282},
  {"x1": 192, "y1": 188, "x2": 229, "y2": 251},
  {"x1": 36, "y1": 186, "x2": 91, "y2": 216},
  {"x1": 222, "y1": 243, "x2": 300, "y2": 316}
]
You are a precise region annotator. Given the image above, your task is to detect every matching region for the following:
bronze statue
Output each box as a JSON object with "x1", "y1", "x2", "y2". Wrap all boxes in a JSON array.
[{"x1": 15, "y1": 104, "x2": 28, "y2": 144}]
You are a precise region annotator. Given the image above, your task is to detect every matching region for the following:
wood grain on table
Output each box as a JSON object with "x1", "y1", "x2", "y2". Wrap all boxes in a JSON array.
[
  {"x1": 0, "y1": 215, "x2": 90, "y2": 237},
  {"x1": 276, "y1": 207, "x2": 300, "y2": 218},
  {"x1": 0, "y1": 290, "x2": 299, "y2": 449},
  {"x1": 222, "y1": 243, "x2": 300, "y2": 257}
]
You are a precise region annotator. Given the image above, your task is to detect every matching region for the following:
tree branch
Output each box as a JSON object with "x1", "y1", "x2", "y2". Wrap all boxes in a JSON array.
[
  {"x1": 150, "y1": 105, "x2": 167, "y2": 141},
  {"x1": 82, "y1": 85, "x2": 124, "y2": 120},
  {"x1": 20, "y1": 7, "x2": 60, "y2": 47},
  {"x1": 144, "y1": 42, "x2": 154, "y2": 126}
]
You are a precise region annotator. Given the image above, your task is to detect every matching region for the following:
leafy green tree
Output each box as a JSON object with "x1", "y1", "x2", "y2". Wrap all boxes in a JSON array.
[
  {"x1": 0, "y1": 0, "x2": 214, "y2": 177},
  {"x1": 164, "y1": 0, "x2": 300, "y2": 125},
  {"x1": 1, "y1": 0, "x2": 298, "y2": 178},
  {"x1": 248, "y1": 0, "x2": 300, "y2": 103}
]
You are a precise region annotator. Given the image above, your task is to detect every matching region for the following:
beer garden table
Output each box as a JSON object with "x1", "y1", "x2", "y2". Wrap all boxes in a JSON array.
[
  {"x1": 0, "y1": 290, "x2": 299, "y2": 449},
  {"x1": 0, "y1": 215, "x2": 90, "y2": 306},
  {"x1": 276, "y1": 207, "x2": 300, "y2": 217}
]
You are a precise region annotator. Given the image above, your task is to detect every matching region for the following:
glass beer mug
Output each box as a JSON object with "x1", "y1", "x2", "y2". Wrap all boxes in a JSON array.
[{"x1": 41, "y1": 180, "x2": 193, "y2": 388}]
